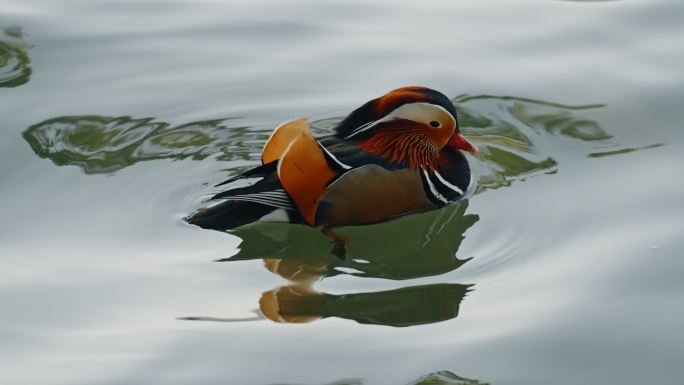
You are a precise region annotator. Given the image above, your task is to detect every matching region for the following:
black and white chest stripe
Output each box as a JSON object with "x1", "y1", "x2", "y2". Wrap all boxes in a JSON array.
[{"x1": 420, "y1": 168, "x2": 466, "y2": 206}]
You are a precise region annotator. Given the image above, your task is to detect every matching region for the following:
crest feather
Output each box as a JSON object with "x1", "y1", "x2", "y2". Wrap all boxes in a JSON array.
[{"x1": 334, "y1": 86, "x2": 458, "y2": 137}]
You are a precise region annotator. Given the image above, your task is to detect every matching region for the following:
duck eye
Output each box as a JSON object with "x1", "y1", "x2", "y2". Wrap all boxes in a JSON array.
[{"x1": 429, "y1": 120, "x2": 441, "y2": 128}]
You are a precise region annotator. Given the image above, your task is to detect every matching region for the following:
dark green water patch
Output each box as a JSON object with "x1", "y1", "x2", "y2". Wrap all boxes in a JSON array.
[
  {"x1": 224, "y1": 200, "x2": 476, "y2": 281},
  {"x1": 261, "y1": 371, "x2": 487, "y2": 385},
  {"x1": 23, "y1": 116, "x2": 258, "y2": 174},
  {"x1": 409, "y1": 371, "x2": 488, "y2": 385},
  {"x1": 204, "y1": 282, "x2": 472, "y2": 327},
  {"x1": 588, "y1": 142, "x2": 665, "y2": 158},
  {"x1": 0, "y1": 26, "x2": 31, "y2": 88},
  {"x1": 453, "y1": 95, "x2": 610, "y2": 191}
]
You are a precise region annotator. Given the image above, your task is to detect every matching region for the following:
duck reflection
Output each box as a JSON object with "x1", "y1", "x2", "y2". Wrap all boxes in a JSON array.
[
  {"x1": 182, "y1": 201, "x2": 477, "y2": 327},
  {"x1": 226, "y1": 200, "x2": 477, "y2": 281},
  {"x1": 258, "y1": 283, "x2": 471, "y2": 327}
]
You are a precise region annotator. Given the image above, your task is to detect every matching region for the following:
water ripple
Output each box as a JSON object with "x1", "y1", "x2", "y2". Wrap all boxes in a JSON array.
[
  {"x1": 455, "y1": 95, "x2": 609, "y2": 191},
  {"x1": 0, "y1": 26, "x2": 31, "y2": 88},
  {"x1": 23, "y1": 116, "x2": 259, "y2": 174}
]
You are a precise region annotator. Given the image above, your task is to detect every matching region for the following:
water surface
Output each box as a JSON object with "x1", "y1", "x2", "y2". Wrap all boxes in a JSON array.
[{"x1": 1, "y1": 0, "x2": 684, "y2": 384}]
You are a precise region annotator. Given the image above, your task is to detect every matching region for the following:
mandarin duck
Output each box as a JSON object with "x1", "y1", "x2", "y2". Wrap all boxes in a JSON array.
[{"x1": 187, "y1": 86, "x2": 477, "y2": 230}]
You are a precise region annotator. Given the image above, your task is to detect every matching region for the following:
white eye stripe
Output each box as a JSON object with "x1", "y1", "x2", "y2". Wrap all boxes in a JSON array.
[
  {"x1": 345, "y1": 119, "x2": 382, "y2": 139},
  {"x1": 345, "y1": 102, "x2": 455, "y2": 139}
]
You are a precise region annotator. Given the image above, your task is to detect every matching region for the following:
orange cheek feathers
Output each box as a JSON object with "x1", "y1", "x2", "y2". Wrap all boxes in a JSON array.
[{"x1": 426, "y1": 122, "x2": 455, "y2": 150}]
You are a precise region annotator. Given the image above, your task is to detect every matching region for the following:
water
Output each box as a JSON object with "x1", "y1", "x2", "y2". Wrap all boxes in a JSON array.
[{"x1": 2, "y1": 0, "x2": 684, "y2": 384}]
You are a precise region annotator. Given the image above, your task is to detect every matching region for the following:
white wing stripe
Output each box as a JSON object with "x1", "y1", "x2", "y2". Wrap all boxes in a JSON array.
[
  {"x1": 252, "y1": 190, "x2": 289, "y2": 197},
  {"x1": 227, "y1": 194, "x2": 291, "y2": 203},
  {"x1": 227, "y1": 196, "x2": 294, "y2": 209},
  {"x1": 230, "y1": 195, "x2": 292, "y2": 205},
  {"x1": 317, "y1": 141, "x2": 352, "y2": 170},
  {"x1": 224, "y1": 189, "x2": 294, "y2": 209}
]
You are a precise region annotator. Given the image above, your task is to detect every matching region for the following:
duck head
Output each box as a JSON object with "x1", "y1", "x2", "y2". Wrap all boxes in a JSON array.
[{"x1": 335, "y1": 86, "x2": 477, "y2": 169}]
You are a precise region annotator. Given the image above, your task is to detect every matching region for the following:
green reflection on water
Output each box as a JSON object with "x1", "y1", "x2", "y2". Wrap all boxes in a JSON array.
[
  {"x1": 209, "y1": 202, "x2": 476, "y2": 326},
  {"x1": 227, "y1": 200, "x2": 476, "y2": 281},
  {"x1": 265, "y1": 370, "x2": 487, "y2": 385},
  {"x1": 0, "y1": 27, "x2": 31, "y2": 88},
  {"x1": 589, "y1": 142, "x2": 665, "y2": 158},
  {"x1": 453, "y1": 95, "x2": 609, "y2": 191},
  {"x1": 23, "y1": 116, "x2": 256, "y2": 174},
  {"x1": 258, "y1": 282, "x2": 471, "y2": 327},
  {"x1": 409, "y1": 371, "x2": 488, "y2": 385},
  {"x1": 180, "y1": 202, "x2": 475, "y2": 326}
]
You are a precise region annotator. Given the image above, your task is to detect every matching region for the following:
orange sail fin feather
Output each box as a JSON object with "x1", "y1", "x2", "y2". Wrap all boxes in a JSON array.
[
  {"x1": 277, "y1": 131, "x2": 338, "y2": 226},
  {"x1": 262, "y1": 118, "x2": 311, "y2": 164}
]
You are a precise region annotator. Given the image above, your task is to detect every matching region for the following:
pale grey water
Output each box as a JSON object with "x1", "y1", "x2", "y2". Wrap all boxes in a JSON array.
[{"x1": 1, "y1": 0, "x2": 684, "y2": 384}]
